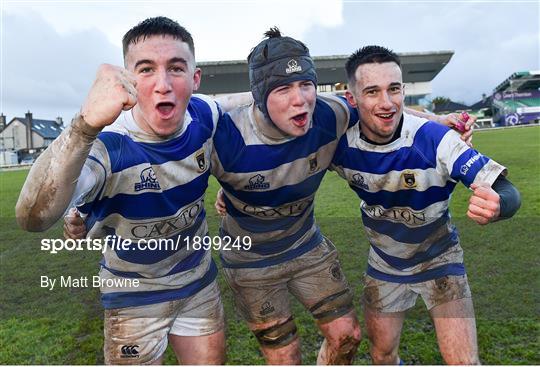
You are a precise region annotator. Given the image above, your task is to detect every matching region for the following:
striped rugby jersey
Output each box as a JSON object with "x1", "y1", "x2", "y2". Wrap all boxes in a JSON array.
[
  {"x1": 211, "y1": 95, "x2": 357, "y2": 268},
  {"x1": 332, "y1": 113, "x2": 507, "y2": 283},
  {"x1": 73, "y1": 94, "x2": 221, "y2": 309}
]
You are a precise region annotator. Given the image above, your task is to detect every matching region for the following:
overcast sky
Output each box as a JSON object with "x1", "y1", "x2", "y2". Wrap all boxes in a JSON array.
[{"x1": 1, "y1": 0, "x2": 538, "y2": 122}]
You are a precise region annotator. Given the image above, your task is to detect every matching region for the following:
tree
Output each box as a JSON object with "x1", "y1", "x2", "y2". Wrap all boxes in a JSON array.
[{"x1": 431, "y1": 96, "x2": 451, "y2": 106}]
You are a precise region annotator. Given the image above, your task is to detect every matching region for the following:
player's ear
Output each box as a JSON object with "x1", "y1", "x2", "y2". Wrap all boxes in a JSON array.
[
  {"x1": 345, "y1": 90, "x2": 358, "y2": 108},
  {"x1": 192, "y1": 67, "x2": 202, "y2": 91}
]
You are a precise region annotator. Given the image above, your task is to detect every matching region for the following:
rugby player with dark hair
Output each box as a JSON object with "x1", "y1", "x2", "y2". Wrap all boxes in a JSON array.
[{"x1": 332, "y1": 45, "x2": 520, "y2": 365}]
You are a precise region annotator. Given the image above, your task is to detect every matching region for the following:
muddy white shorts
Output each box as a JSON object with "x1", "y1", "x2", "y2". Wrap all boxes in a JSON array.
[
  {"x1": 103, "y1": 280, "x2": 224, "y2": 364},
  {"x1": 362, "y1": 273, "x2": 472, "y2": 314}
]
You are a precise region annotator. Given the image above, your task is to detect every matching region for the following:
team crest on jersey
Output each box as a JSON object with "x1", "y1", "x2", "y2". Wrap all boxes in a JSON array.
[
  {"x1": 402, "y1": 171, "x2": 417, "y2": 188},
  {"x1": 134, "y1": 167, "x2": 161, "y2": 192},
  {"x1": 244, "y1": 174, "x2": 270, "y2": 190},
  {"x1": 308, "y1": 153, "x2": 318, "y2": 173},
  {"x1": 351, "y1": 173, "x2": 369, "y2": 190},
  {"x1": 195, "y1": 148, "x2": 207, "y2": 172}
]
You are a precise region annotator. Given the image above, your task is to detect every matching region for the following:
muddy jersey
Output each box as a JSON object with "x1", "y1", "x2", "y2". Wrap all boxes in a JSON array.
[
  {"x1": 211, "y1": 95, "x2": 357, "y2": 268},
  {"x1": 332, "y1": 113, "x2": 506, "y2": 283},
  {"x1": 73, "y1": 94, "x2": 221, "y2": 309}
]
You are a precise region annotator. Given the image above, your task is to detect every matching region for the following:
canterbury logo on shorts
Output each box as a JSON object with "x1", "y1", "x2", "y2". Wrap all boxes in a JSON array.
[{"x1": 120, "y1": 344, "x2": 140, "y2": 358}]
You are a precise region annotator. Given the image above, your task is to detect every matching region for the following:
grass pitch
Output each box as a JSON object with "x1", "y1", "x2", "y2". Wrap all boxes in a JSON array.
[{"x1": 1, "y1": 126, "x2": 539, "y2": 364}]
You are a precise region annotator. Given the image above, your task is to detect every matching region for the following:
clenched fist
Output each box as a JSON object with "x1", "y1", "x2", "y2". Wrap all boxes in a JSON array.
[
  {"x1": 80, "y1": 64, "x2": 138, "y2": 128},
  {"x1": 63, "y1": 208, "x2": 87, "y2": 239},
  {"x1": 467, "y1": 182, "x2": 500, "y2": 225},
  {"x1": 214, "y1": 188, "x2": 227, "y2": 217}
]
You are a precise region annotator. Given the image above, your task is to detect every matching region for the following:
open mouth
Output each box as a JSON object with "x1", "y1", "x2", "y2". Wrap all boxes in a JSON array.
[
  {"x1": 155, "y1": 102, "x2": 176, "y2": 117},
  {"x1": 375, "y1": 112, "x2": 395, "y2": 121},
  {"x1": 291, "y1": 112, "x2": 308, "y2": 127}
]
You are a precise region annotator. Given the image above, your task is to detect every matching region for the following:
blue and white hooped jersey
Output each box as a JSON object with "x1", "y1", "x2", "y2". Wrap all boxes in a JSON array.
[
  {"x1": 74, "y1": 94, "x2": 221, "y2": 309},
  {"x1": 332, "y1": 113, "x2": 506, "y2": 283},
  {"x1": 212, "y1": 95, "x2": 357, "y2": 268}
]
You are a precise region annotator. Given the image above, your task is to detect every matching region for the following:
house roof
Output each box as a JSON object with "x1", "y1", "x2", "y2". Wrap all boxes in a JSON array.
[
  {"x1": 432, "y1": 100, "x2": 470, "y2": 113},
  {"x1": 4, "y1": 117, "x2": 63, "y2": 139},
  {"x1": 30, "y1": 119, "x2": 63, "y2": 138},
  {"x1": 469, "y1": 96, "x2": 492, "y2": 110}
]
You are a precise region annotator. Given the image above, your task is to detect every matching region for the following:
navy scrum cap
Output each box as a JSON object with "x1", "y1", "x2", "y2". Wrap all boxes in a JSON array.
[{"x1": 248, "y1": 27, "x2": 317, "y2": 119}]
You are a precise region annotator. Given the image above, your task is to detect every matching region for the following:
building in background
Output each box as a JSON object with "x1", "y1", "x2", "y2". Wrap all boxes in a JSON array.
[
  {"x1": 469, "y1": 94, "x2": 494, "y2": 128},
  {"x1": 196, "y1": 50, "x2": 454, "y2": 111},
  {"x1": 432, "y1": 100, "x2": 470, "y2": 114},
  {"x1": 0, "y1": 112, "x2": 64, "y2": 164},
  {"x1": 430, "y1": 71, "x2": 540, "y2": 128},
  {"x1": 491, "y1": 71, "x2": 540, "y2": 126}
]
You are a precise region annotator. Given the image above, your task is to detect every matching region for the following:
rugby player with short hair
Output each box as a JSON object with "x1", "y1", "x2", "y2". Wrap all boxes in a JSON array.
[
  {"x1": 16, "y1": 17, "x2": 230, "y2": 365},
  {"x1": 331, "y1": 45, "x2": 521, "y2": 364}
]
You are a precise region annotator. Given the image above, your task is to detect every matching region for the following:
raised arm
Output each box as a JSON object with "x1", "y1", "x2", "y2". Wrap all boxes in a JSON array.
[{"x1": 15, "y1": 64, "x2": 137, "y2": 232}]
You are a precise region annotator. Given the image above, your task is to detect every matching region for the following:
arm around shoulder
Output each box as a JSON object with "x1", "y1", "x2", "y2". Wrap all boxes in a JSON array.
[{"x1": 214, "y1": 92, "x2": 253, "y2": 113}]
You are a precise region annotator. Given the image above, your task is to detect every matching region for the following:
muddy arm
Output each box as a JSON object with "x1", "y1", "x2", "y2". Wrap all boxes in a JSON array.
[
  {"x1": 214, "y1": 92, "x2": 253, "y2": 112},
  {"x1": 15, "y1": 115, "x2": 101, "y2": 232}
]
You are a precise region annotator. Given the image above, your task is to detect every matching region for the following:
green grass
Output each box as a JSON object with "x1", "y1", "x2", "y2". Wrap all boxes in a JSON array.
[{"x1": 1, "y1": 126, "x2": 539, "y2": 364}]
